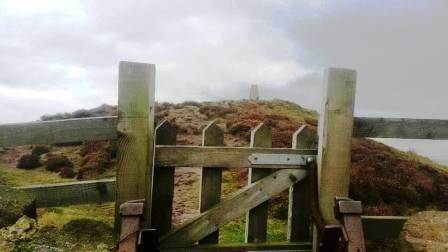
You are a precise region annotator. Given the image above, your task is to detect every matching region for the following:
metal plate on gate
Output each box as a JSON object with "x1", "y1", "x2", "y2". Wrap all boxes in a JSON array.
[{"x1": 248, "y1": 154, "x2": 313, "y2": 168}]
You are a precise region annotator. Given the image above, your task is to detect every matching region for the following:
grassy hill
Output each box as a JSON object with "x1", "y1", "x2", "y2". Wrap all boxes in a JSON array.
[{"x1": 1, "y1": 99, "x2": 447, "y2": 251}]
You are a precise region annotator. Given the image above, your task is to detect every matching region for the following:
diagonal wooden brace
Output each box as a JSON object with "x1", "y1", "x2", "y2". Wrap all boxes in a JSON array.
[
  {"x1": 117, "y1": 199, "x2": 145, "y2": 252},
  {"x1": 159, "y1": 168, "x2": 308, "y2": 248}
]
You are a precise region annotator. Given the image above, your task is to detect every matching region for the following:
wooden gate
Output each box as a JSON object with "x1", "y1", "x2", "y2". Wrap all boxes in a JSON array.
[
  {"x1": 0, "y1": 61, "x2": 417, "y2": 251},
  {"x1": 113, "y1": 62, "x2": 401, "y2": 251}
]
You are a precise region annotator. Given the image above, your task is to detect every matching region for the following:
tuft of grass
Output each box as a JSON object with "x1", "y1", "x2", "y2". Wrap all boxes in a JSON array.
[
  {"x1": 13, "y1": 203, "x2": 116, "y2": 251},
  {"x1": 38, "y1": 203, "x2": 114, "y2": 228},
  {"x1": 220, "y1": 217, "x2": 287, "y2": 243},
  {"x1": 400, "y1": 150, "x2": 448, "y2": 173},
  {"x1": 0, "y1": 166, "x2": 75, "y2": 186},
  {"x1": 267, "y1": 99, "x2": 318, "y2": 124},
  {"x1": 220, "y1": 217, "x2": 245, "y2": 243}
]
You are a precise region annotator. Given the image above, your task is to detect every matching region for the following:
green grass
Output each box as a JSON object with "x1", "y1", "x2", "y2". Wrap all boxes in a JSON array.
[
  {"x1": 268, "y1": 99, "x2": 318, "y2": 124},
  {"x1": 38, "y1": 203, "x2": 114, "y2": 228},
  {"x1": 0, "y1": 164, "x2": 75, "y2": 187},
  {"x1": 11, "y1": 203, "x2": 115, "y2": 252},
  {"x1": 400, "y1": 150, "x2": 448, "y2": 173},
  {"x1": 0, "y1": 162, "x2": 115, "y2": 251},
  {"x1": 0, "y1": 162, "x2": 115, "y2": 187},
  {"x1": 220, "y1": 217, "x2": 287, "y2": 243}
]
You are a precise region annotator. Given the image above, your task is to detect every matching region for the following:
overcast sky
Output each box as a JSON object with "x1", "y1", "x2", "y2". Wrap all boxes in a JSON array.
[{"x1": 1, "y1": 1, "x2": 448, "y2": 163}]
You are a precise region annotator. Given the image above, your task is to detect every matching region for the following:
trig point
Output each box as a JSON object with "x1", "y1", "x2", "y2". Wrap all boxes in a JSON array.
[{"x1": 249, "y1": 84, "x2": 259, "y2": 100}]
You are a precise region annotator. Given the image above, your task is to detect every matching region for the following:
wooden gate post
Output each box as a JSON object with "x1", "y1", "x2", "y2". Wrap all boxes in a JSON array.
[
  {"x1": 115, "y1": 61, "x2": 156, "y2": 235},
  {"x1": 317, "y1": 68, "x2": 356, "y2": 224}
]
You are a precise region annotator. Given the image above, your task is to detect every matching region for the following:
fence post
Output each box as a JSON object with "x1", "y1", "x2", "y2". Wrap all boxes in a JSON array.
[
  {"x1": 115, "y1": 61, "x2": 156, "y2": 235},
  {"x1": 245, "y1": 123, "x2": 271, "y2": 243},
  {"x1": 199, "y1": 121, "x2": 224, "y2": 244},
  {"x1": 288, "y1": 125, "x2": 317, "y2": 242},
  {"x1": 151, "y1": 120, "x2": 176, "y2": 235},
  {"x1": 313, "y1": 68, "x2": 356, "y2": 250}
]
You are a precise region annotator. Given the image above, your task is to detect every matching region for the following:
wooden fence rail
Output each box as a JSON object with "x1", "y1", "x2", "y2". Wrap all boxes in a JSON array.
[
  {"x1": 4, "y1": 116, "x2": 448, "y2": 148},
  {"x1": 353, "y1": 117, "x2": 448, "y2": 139},
  {"x1": 14, "y1": 179, "x2": 115, "y2": 208},
  {"x1": 0, "y1": 116, "x2": 117, "y2": 147}
]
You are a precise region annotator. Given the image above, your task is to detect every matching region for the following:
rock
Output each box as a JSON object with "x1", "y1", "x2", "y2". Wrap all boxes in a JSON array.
[
  {"x1": 16, "y1": 154, "x2": 41, "y2": 170},
  {"x1": 45, "y1": 155, "x2": 73, "y2": 172},
  {"x1": 400, "y1": 211, "x2": 448, "y2": 251},
  {"x1": 31, "y1": 145, "x2": 50, "y2": 156},
  {"x1": 0, "y1": 216, "x2": 37, "y2": 251},
  {"x1": 0, "y1": 187, "x2": 36, "y2": 228}
]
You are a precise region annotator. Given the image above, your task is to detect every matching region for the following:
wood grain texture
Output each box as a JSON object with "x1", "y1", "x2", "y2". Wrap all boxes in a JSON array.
[
  {"x1": 199, "y1": 121, "x2": 224, "y2": 244},
  {"x1": 115, "y1": 61, "x2": 156, "y2": 235},
  {"x1": 151, "y1": 120, "x2": 176, "y2": 235},
  {"x1": 317, "y1": 68, "x2": 357, "y2": 225},
  {"x1": 155, "y1": 146, "x2": 316, "y2": 168},
  {"x1": 353, "y1": 117, "x2": 448, "y2": 139},
  {"x1": 14, "y1": 179, "x2": 115, "y2": 208},
  {"x1": 245, "y1": 123, "x2": 271, "y2": 243},
  {"x1": 0, "y1": 116, "x2": 117, "y2": 147},
  {"x1": 288, "y1": 125, "x2": 316, "y2": 242},
  {"x1": 159, "y1": 168, "x2": 308, "y2": 248}
]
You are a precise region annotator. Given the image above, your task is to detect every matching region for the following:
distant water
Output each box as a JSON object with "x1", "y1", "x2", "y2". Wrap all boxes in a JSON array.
[{"x1": 374, "y1": 138, "x2": 448, "y2": 168}]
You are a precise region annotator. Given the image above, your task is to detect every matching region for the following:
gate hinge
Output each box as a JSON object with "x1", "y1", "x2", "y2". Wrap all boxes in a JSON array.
[{"x1": 248, "y1": 154, "x2": 315, "y2": 168}]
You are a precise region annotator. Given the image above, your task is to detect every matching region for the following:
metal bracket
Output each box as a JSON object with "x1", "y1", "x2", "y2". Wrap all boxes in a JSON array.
[{"x1": 248, "y1": 154, "x2": 314, "y2": 168}]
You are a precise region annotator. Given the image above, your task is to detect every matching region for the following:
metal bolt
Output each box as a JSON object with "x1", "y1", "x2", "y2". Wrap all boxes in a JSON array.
[{"x1": 306, "y1": 156, "x2": 314, "y2": 164}]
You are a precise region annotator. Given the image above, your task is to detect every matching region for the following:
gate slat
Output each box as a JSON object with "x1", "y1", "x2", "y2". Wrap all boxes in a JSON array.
[
  {"x1": 199, "y1": 121, "x2": 224, "y2": 244},
  {"x1": 288, "y1": 125, "x2": 317, "y2": 241},
  {"x1": 151, "y1": 120, "x2": 176, "y2": 235},
  {"x1": 245, "y1": 123, "x2": 271, "y2": 243}
]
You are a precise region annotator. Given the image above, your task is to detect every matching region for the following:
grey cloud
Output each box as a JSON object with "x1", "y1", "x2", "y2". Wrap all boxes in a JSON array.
[{"x1": 2, "y1": 0, "x2": 448, "y2": 123}]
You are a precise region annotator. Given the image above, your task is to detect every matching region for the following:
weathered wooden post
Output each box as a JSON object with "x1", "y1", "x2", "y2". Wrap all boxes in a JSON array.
[
  {"x1": 199, "y1": 121, "x2": 224, "y2": 244},
  {"x1": 314, "y1": 68, "x2": 356, "y2": 249},
  {"x1": 245, "y1": 123, "x2": 271, "y2": 243},
  {"x1": 288, "y1": 125, "x2": 317, "y2": 242},
  {"x1": 115, "y1": 61, "x2": 156, "y2": 235}
]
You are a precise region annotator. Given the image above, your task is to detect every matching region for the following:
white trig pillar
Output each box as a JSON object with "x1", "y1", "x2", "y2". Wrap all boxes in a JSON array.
[{"x1": 249, "y1": 84, "x2": 260, "y2": 100}]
